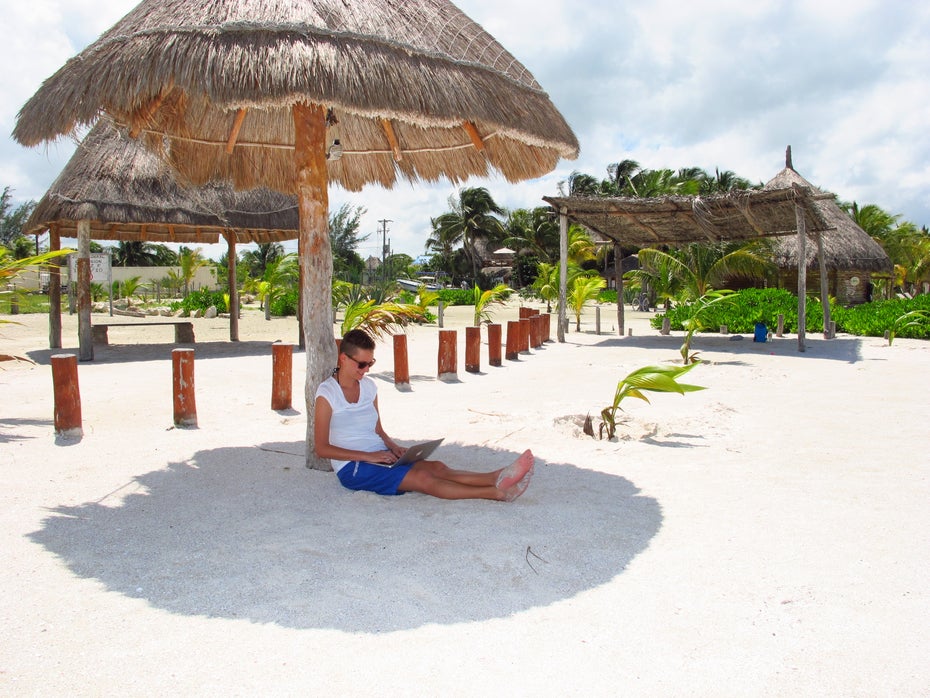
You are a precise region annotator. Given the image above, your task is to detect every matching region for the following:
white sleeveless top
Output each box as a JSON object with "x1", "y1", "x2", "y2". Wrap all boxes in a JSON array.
[{"x1": 315, "y1": 376, "x2": 385, "y2": 472}]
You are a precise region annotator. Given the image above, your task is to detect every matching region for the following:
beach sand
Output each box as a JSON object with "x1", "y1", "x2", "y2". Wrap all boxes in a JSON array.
[{"x1": 1, "y1": 302, "x2": 928, "y2": 696}]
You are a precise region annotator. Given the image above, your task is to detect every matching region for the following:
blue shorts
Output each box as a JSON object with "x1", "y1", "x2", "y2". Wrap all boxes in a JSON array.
[{"x1": 336, "y1": 461, "x2": 413, "y2": 496}]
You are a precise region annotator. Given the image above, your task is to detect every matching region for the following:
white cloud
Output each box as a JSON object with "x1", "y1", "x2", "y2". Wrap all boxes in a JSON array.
[{"x1": 3, "y1": 0, "x2": 929, "y2": 261}]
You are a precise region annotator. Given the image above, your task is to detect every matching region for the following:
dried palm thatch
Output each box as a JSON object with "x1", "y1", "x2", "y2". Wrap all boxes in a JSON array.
[
  {"x1": 544, "y1": 186, "x2": 832, "y2": 247},
  {"x1": 764, "y1": 166, "x2": 891, "y2": 273},
  {"x1": 14, "y1": 0, "x2": 578, "y2": 193},
  {"x1": 25, "y1": 117, "x2": 298, "y2": 245}
]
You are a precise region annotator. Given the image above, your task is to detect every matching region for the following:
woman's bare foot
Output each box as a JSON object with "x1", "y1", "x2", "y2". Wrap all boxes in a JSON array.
[
  {"x1": 496, "y1": 449, "x2": 534, "y2": 490},
  {"x1": 502, "y1": 465, "x2": 533, "y2": 502}
]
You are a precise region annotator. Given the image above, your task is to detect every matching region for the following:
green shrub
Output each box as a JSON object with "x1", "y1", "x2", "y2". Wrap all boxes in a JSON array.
[
  {"x1": 651, "y1": 288, "x2": 827, "y2": 334},
  {"x1": 832, "y1": 295, "x2": 930, "y2": 339},
  {"x1": 171, "y1": 289, "x2": 227, "y2": 315},
  {"x1": 436, "y1": 288, "x2": 475, "y2": 306},
  {"x1": 597, "y1": 289, "x2": 619, "y2": 304},
  {"x1": 269, "y1": 288, "x2": 299, "y2": 317},
  {"x1": 651, "y1": 288, "x2": 930, "y2": 339}
]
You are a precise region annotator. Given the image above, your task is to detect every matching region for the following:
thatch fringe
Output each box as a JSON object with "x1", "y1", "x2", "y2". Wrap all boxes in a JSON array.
[
  {"x1": 26, "y1": 117, "x2": 298, "y2": 244},
  {"x1": 14, "y1": 0, "x2": 578, "y2": 193}
]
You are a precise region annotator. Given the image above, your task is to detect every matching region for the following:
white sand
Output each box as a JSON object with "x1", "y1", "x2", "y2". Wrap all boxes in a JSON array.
[{"x1": 1, "y1": 303, "x2": 928, "y2": 696}]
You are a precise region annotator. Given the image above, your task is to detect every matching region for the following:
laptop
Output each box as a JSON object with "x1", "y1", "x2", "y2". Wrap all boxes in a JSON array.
[{"x1": 391, "y1": 438, "x2": 444, "y2": 467}]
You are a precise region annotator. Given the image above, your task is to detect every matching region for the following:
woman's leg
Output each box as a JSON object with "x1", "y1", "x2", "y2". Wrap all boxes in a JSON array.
[{"x1": 398, "y1": 450, "x2": 534, "y2": 501}]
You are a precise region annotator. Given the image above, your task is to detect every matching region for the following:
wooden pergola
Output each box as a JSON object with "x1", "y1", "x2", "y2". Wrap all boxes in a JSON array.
[{"x1": 543, "y1": 182, "x2": 835, "y2": 351}]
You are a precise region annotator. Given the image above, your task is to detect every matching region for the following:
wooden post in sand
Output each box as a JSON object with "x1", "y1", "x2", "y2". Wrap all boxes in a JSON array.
[
  {"x1": 487, "y1": 323, "x2": 502, "y2": 366},
  {"x1": 465, "y1": 326, "x2": 481, "y2": 373},
  {"x1": 51, "y1": 354, "x2": 82, "y2": 437},
  {"x1": 172, "y1": 348, "x2": 198, "y2": 427},
  {"x1": 393, "y1": 334, "x2": 410, "y2": 389},
  {"x1": 438, "y1": 329, "x2": 457, "y2": 380},
  {"x1": 271, "y1": 343, "x2": 293, "y2": 410},
  {"x1": 505, "y1": 320, "x2": 521, "y2": 361},
  {"x1": 519, "y1": 318, "x2": 531, "y2": 353}
]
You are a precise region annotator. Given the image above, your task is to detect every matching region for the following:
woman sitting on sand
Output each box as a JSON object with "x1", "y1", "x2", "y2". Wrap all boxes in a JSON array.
[{"x1": 314, "y1": 329, "x2": 533, "y2": 501}]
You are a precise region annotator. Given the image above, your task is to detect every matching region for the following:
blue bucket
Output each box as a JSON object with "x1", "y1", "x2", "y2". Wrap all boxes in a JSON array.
[{"x1": 753, "y1": 322, "x2": 767, "y2": 342}]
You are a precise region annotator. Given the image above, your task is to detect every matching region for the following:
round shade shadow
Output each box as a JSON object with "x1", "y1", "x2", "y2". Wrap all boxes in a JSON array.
[{"x1": 30, "y1": 443, "x2": 661, "y2": 632}]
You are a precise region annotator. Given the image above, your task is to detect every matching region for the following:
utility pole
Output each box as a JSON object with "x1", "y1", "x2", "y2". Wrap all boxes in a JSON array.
[{"x1": 378, "y1": 219, "x2": 392, "y2": 282}]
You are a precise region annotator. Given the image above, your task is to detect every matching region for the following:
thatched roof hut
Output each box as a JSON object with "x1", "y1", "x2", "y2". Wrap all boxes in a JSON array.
[
  {"x1": 26, "y1": 117, "x2": 298, "y2": 344},
  {"x1": 764, "y1": 152, "x2": 891, "y2": 305},
  {"x1": 26, "y1": 118, "x2": 298, "y2": 245}
]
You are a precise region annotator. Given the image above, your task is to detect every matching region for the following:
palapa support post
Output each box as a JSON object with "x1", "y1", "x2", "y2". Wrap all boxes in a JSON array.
[
  {"x1": 487, "y1": 323, "x2": 502, "y2": 366},
  {"x1": 225, "y1": 232, "x2": 239, "y2": 342},
  {"x1": 519, "y1": 318, "x2": 531, "y2": 353},
  {"x1": 51, "y1": 354, "x2": 82, "y2": 437},
  {"x1": 271, "y1": 342, "x2": 293, "y2": 410},
  {"x1": 795, "y1": 198, "x2": 808, "y2": 352},
  {"x1": 49, "y1": 225, "x2": 62, "y2": 349},
  {"x1": 172, "y1": 348, "x2": 198, "y2": 428},
  {"x1": 437, "y1": 301, "x2": 444, "y2": 328},
  {"x1": 614, "y1": 242, "x2": 625, "y2": 336},
  {"x1": 76, "y1": 219, "x2": 93, "y2": 361},
  {"x1": 465, "y1": 326, "x2": 481, "y2": 373},
  {"x1": 438, "y1": 329, "x2": 457, "y2": 380},
  {"x1": 393, "y1": 334, "x2": 410, "y2": 390},
  {"x1": 294, "y1": 102, "x2": 337, "y2": 470},
  {"x1": 557, "y1": 208, "x2": 568, "y2": 343},
  {"x1": 595, "y1": 305, "x2": 601, "y2": 335}
]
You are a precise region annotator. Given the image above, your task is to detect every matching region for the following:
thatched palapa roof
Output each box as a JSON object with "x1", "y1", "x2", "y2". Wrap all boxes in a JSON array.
[
  {"x1": 544, "y1": 186, "x2": 832, "y2": 248},
  {"x1": 25, "y1": 117, "x2": 298, "y2": 245},
  {"x1": 14, "y1": 0, "x2": 579, "y2": 193},
  {"x1": 764, "y1": 163, "x2": 891, "y2": 273}
]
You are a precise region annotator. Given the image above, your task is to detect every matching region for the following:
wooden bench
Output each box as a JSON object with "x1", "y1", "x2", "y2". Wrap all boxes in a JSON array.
[{"x1": 91, "y1": 321, "x2": 195, "y2": 345}]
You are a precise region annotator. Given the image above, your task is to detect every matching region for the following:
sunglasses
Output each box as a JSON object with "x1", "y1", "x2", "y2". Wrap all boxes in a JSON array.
[{"x1": 345, "y1": 355, "x2": 376, "y2": 370}]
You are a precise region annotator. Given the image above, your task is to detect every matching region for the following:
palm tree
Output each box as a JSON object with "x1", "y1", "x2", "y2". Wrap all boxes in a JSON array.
[
  {"x1": 241, "y1": 242, "x2": 284, "y2": 279},
  {"x1": 261, "y1": 252, "x2": 299, "y2": 319},
  {"x1": 429, "y1": 187, "x2": 505, "y2": 283},
  {"x1": 504, "y1": 207, "x2": 559, "y2": 263},
  {"x1": 634, "y1": 241, "x2": 774, "y2": 302},
  {"x1": 567, "y1": 274, "x2": 606, "y2": 331},
  {"x1": 110, "y1": 241, "x2": 161, "y2": 266},
  {"x1": 472, "y1": 283, "x2": 510, "y2": 326},
  {"x1": 178, "y1": 246, "x2": 209, "y2": 296}
]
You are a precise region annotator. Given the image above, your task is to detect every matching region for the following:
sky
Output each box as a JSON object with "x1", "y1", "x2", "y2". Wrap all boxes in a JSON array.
[{"x1": 3, "y1": 0, "x2": 929, "y2": 262}]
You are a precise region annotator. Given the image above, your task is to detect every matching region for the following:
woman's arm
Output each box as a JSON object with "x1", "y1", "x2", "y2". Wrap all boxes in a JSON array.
[
  {"x1": 313, "y1": 395, "x2": 397, "y2": 464},
  {"x1": 373, "y1": 395, "x2": 405, "y2": 457}
]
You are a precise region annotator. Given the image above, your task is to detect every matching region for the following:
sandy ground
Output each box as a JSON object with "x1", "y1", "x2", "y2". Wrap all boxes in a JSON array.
[{"x1": 1, "y1": 301, "x2": 928, "y2": 696}]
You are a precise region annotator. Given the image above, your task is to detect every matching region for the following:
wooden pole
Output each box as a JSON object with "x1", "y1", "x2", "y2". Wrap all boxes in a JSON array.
[
  {"x1": 271, "y1": 342, "x2": 293, "y2": 410},
  {"x1": 438, "y1": 329, "x2": 457, "y2": 380},
  {"x1": 795, "y1": 201, "x2": 807, "y2": 352},
  {"x1": 225, "y1": 232, "x2": 239, "y2": 342},
  {"x1": 172, "y1": 348, "x2": 197, "y2": 427},
  {"x1": 294, "y1": 102, "x2": 337, "y2": 470},
  {"x1": 393, "y1": 334, "x2": 410, "y2": 389},
  {"x1": 505, "y1": 320, "x2": 521, "y2": 360},
  {"x1": 465, "y1": 326, "x2": 481, "y2": 373},
  {"x1": 49, "y1": 225, "x2": 62, "y2": 349},
  {"x1": 557, "y1": 208, "x2": 568, "y2": 343},
  {"x1": 487, "y1": 323, "x2": 502, "y2": 366},
  {"x1": 51, "y1": 354, "x2": 82, "y2": 437},
  {"x1": 519, "y1": 317, "x2": 531, "y2": 353},
  {"x1": 76, "y1": 219, "x2": 93, "y2": 361},
  {"x1": 542, "y1": 313, "x2": 551, "y2": 342},
  {"x1": 816, "y1": 230, "x2": 833, "y2": 338},
  {"x1": 614, "y1": 242, "x2": 625, "y2": 335}
]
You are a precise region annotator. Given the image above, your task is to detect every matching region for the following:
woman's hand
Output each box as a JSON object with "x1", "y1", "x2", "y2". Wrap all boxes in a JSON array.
[{"x1": 368, "y1": 449, "x2": 398, "y2": 465}]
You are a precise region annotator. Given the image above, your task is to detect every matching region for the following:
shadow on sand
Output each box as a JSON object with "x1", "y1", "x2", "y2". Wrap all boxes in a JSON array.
[
  {"x1": 586, "y1": 332, "x2": 866, "y2": 363},
  {"x1": 29, "y1": 442, "x2": 661, "y2": 633},
  {"x1": 26, "y1": 340, "x2": 300, "y2": 366}
]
